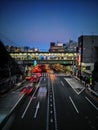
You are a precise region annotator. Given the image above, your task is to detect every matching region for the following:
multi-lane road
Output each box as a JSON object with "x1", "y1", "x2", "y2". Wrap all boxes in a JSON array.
[{"x1": 1, "y1": 73, "x2": 98, "y2": 130}]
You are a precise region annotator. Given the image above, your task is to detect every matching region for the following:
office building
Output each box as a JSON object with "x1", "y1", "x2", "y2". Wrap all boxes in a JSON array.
[{"x1": 78, "y1": 35, "x2": 98, "y2": 74}]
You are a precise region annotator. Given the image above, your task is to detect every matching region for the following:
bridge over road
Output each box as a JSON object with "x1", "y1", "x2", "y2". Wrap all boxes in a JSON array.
[{"x1": 10, "y1": 52, "x2": 78, "y2": 65}]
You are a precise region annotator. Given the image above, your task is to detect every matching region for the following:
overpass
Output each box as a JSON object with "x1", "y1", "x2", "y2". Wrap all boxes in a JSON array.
[{"x1": 9, "y1": 52, "x2": 78, "y2": 65}]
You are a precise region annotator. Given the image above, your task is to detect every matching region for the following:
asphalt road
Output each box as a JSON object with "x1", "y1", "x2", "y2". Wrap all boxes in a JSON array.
[{"x1": 1, "y1": 73, "x2": 98, "y2": 130}]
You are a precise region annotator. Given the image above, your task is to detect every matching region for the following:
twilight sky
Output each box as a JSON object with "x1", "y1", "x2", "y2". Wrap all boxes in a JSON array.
[{"x1": 0, "y1": 0, "x2": 98, "y2": 51}]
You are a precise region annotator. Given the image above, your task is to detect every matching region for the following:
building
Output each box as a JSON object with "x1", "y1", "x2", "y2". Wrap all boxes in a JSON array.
[
  {"x1": 5, "y1": 45, "x2": 40, "y2": 53},
  {"x1": 78, "y1": 35, "x2": 98, "y2": 76},
  {"x1": 68, "y1": 40, "x2": 77, "y2": 52},
  {"x1": 49, "y1": 42, "x2": 66, "y2": 52}
]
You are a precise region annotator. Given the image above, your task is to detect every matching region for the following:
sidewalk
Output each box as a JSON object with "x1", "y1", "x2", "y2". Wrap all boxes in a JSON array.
[
  {"x1": 0, "y1": 79, "x2": 28, "y2": 127},
  {"x1": 0, "y1": 92, "x2": 24, "y2": 125}
]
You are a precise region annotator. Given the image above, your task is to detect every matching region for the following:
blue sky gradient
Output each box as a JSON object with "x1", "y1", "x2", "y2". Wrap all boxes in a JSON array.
[{"x1": 0, "y1": 0, "x2": 98, "y2": 51}]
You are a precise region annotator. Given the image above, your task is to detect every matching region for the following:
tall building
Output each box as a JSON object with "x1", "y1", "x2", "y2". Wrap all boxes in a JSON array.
[{"x1": 78, "y1": 35, "x2": 98, "y2": 74}]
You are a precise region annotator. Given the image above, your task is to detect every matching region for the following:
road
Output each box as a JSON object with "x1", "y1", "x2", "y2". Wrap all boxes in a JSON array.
[
  {"x1": 1, "y1": 73, "x2": 98, "y2": 130},
  {"x1": 53, "y1": 74, "x2": 98, "y2": 130}
]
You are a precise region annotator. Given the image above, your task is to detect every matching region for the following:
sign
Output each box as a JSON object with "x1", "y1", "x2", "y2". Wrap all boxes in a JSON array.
[{"x1": 34, "y1": 60, "x2": 37, "y2": 66}]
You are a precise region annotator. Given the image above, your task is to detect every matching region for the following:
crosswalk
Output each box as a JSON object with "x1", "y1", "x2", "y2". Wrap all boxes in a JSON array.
[
  {"x1": 55, "y1": 73, "x2": 67, "y2": 76},
  {"x1": 41, "y1": 73, "x2": 67, "y2": 77},
  {"x1": 41, "y1": 73, "x2": 49, "y2": 77}
]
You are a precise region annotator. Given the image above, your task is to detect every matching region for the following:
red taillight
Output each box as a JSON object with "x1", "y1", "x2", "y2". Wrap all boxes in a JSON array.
[
  {"x1": 30, "y1": 78, "x2": 34, "y2": 82},
  {"x1": 21, "y1": 88, "x2": 27, "y2": 94}
]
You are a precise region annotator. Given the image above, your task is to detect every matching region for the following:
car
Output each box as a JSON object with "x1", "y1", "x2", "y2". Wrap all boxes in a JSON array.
[
  {"x1": 33, "y1": 77, "x2": 39, "y2": 83},
  {"x1": 36, "y1": 73, "x2": 42, "y2": 78},
  {"x1": 30, "y1": 76, "x2": 34, "y2": 82},
  {"x1": 30, "y1": 73, "x2": 40, "y2": 83},
  {"x1": 21, "y1": 83, "x2": 33, "y2": 95},
  {"x1": 37, "y1": 86, "x2": 47, "y2": 98}
]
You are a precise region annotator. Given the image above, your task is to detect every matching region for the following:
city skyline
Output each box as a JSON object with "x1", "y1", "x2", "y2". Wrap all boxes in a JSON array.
[{"x1": 0, "y1": 0, "x2": 98, "y2": 51}]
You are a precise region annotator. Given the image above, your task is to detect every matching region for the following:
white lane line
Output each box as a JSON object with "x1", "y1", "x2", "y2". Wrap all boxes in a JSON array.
[
  {"x1": 85, "y1": 97, "x2": 98, "y2": 111},
  {"x1": 21, "y1": 97, "x2": 32, "y2": 119},
  {"x1": 61, "y1": 81, "x2": 64, "y2": 86},
  {"x1": 9, "y1": 94, "x2": 25, "y2": 114},
  {"x1": 34, "y1": 102, "x2": 40, "y2": 118},
  {"x1": 21, "y1": 78, "x2": 42, "y2": 119},
  {"x1": 69, "y1": 96, "x2": 79, "y2": 114}
]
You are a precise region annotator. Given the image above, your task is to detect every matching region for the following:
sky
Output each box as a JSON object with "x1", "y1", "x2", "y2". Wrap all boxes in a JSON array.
[{"x1": 0, "y1": 0, "x2": 98, "y2": 51}]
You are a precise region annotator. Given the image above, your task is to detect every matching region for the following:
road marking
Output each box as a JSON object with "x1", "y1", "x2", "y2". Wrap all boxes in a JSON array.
[
  {"x1": 34, "y1": 102, "x2": 40, "y2": 118},
  {"x1": 9, "y1": 94, "x2": 25, "y2": 114},
  {"x1": 69, "y1": 96, "x2": 79, "y2": 114},
  {"x1": 50, "y1": 118, "x2": 53, "y2": 123},
  {"x1": 46, "y1": 76, "x2": 50, "y2": 130},
  {"x1": 78, "y1": 88, "x2": 85, "y2": 95},
  {"x1": 21, "y1": 78, "x2": 42, "y2": 119},
  {"x1": 50, "y1": 110, "x2": 53, "y2": 114},
  {"x1": 50, "y1": 104, "x2": 53, "y2": 107},
  {"x1": 85, "y1": 97, "x2": 98, "y2": 111},
  {"x1": 21, "y1": 97, "x2": 32, "y2": 119},
  {"x1": 65, "y1": 78, "x2": 85, "y2": 95},
  {"x1": 50, "y1": 98, "x2": 52, "y2": 102},
  {"x1": 61, "y1": 81, "x2": 64, "y2": 86},
  {"x1": 52, "y1": 81, "x2": 58, "y2": 130},
  {"x1": 50, "y1": 95, "x2": 52, "y2": 98}
]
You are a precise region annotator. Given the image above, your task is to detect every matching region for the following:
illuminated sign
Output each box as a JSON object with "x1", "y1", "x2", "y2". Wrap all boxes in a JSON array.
[{"x1": 34, "y1": 60, "x2": 37, "y2": 66}]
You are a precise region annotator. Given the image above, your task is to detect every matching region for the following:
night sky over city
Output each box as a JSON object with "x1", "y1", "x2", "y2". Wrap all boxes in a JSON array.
[{"x1": 0, "y1": 0, "x2": 98, "y2": 51}]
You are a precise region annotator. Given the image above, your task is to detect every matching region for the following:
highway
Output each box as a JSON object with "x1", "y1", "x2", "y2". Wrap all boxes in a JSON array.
[{"x1": 1, "y1": 73, "x2": 98, "y2": 130}]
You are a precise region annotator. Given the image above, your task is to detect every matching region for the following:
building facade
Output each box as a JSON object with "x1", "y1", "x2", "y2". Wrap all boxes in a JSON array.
[
  {"x1": 68, "y1": 40, "x2": 77, "y2": 52},
  {"x1": 78, "y1": 35, "x2": 98, "y2": 75},
  {"x1": 49, "y1": 42, "x2": 66, "y2": 52}
]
